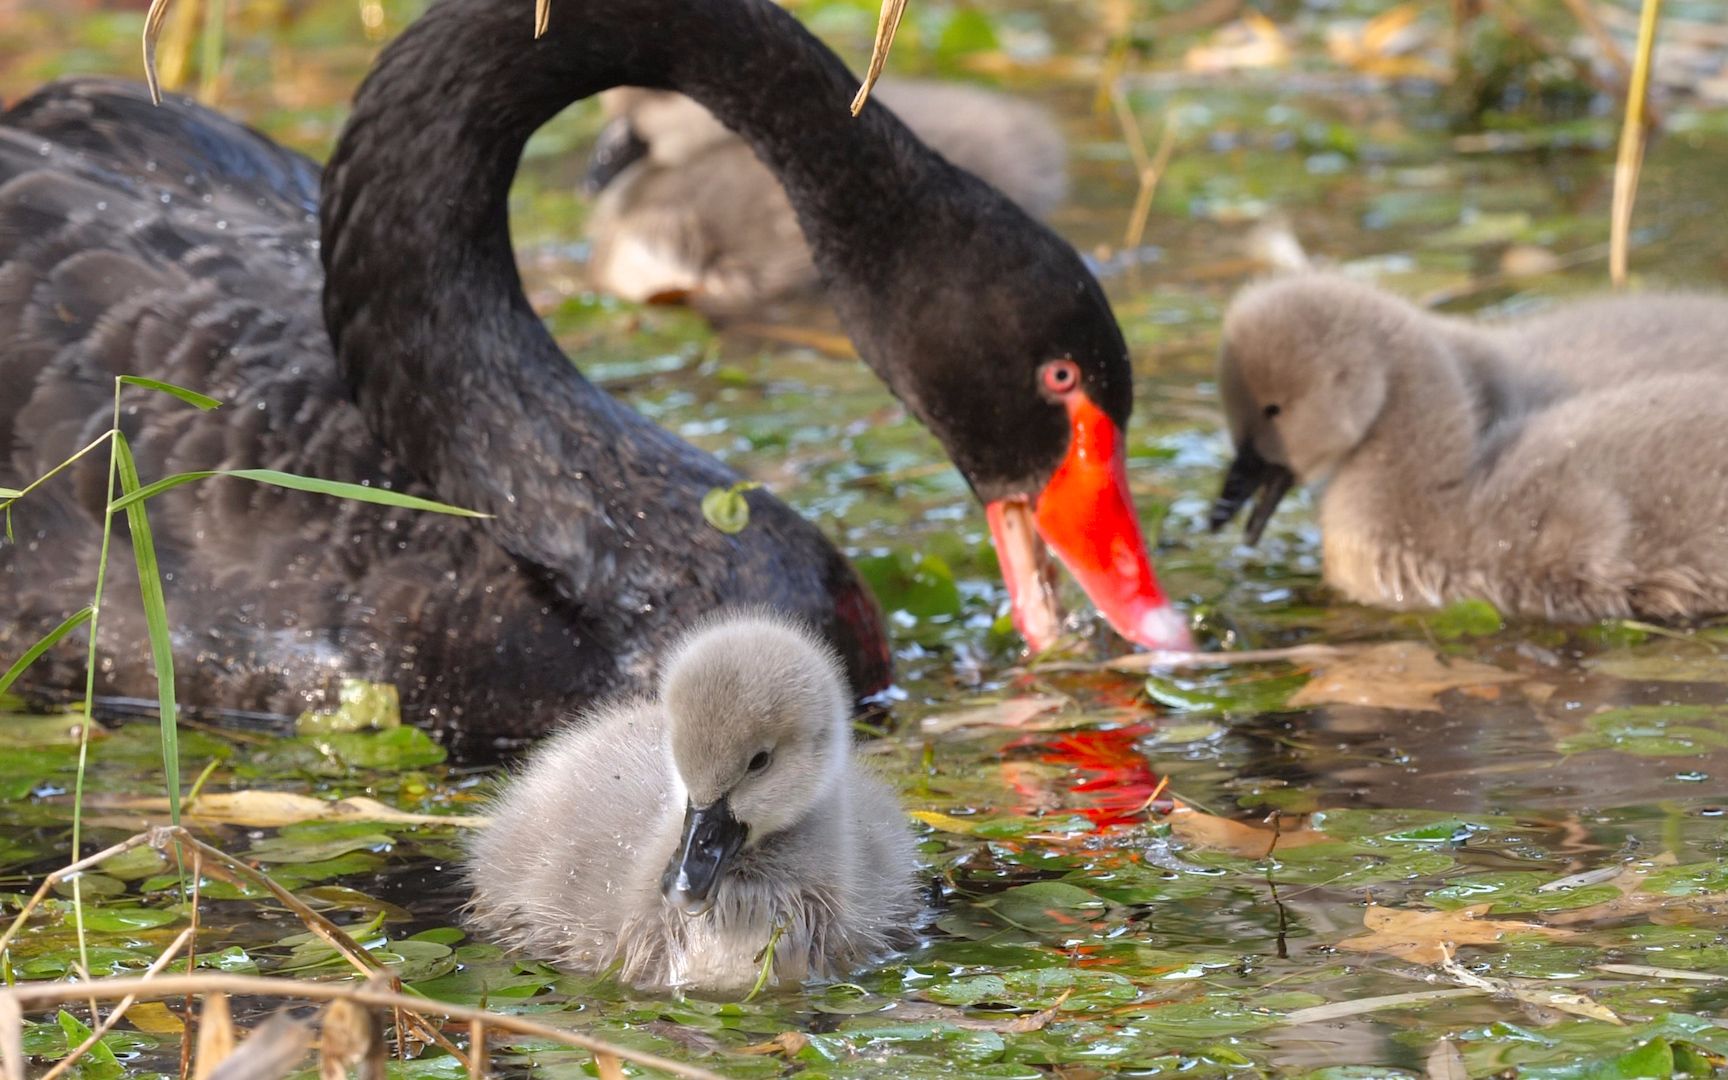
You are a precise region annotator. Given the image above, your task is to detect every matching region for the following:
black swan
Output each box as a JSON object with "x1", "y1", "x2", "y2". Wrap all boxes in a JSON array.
[
  {"x1": 584, "y1": 79, "x2": 1068, "y2": 314},
  {"x1": 0, "y1": 0, "x2": 1190, "y2": 754},
  {"x1": 1211, "y1": 274, "x2": 1728, "y2": 620}
]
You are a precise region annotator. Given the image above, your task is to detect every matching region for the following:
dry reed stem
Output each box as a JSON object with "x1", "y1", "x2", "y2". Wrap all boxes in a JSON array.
[
  {"x1": 467, "y1": 1020, "x2": 485, "y2": 1080},
  {"x1": 0, "y1": 975, "x2": 727, "y2": 1080},
  {"x1": 0, "y1": 830, "x2": 158, "y2": 959},
  {"x1": 0, "y1": 995, "x2": 23, "y2": 1080},
  {"x1": 1031, "y1": 642, "x2": 1352, "y2": 676},
  {"x1": 850, "y1": 0, "x2": 909, "y2": 116},
  {"x1": 42, "y1": 927, "x2": 196, "y2": 1080},
  {"x1": 142, "y1": 0, "x2": 176, "y2": 104},
  {"x1": 534, "y1": 0, "x2": 550, "y2": 39},
  {"x1": 160, "y1": 832, "x2": 468, "y2": 1067},
  {"x1": 1610, "y1": 0, "x2": 1662, "y2": 287},
  {"x1": 1108, "y1": 85, "x2": 1179, "y2": 252},
  {"x1": 191, "y1": 994, "x2": 233, "y2": 1080},
  {"x1": 0, "y1": 827, "x2": 465, "y2": 1070}
]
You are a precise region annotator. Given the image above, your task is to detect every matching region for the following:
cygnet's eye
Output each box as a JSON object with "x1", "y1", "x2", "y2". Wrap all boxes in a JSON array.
[
  {"x1": 1263, "y1": 403, "x2": 1282, "y2": 419},
  {"x1": 747, "y1": 750, "x2": 772, "y2": 773}
]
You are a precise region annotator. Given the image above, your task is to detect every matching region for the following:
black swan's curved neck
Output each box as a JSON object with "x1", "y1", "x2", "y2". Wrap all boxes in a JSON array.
[{"x1": 319, "y1": 0, "x2": 927, "y2": 568}]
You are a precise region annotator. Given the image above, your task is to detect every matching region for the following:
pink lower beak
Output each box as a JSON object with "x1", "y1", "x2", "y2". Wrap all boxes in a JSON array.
[{"x1": 985, "y1": 393, "x2": 1192, "y2": 653}]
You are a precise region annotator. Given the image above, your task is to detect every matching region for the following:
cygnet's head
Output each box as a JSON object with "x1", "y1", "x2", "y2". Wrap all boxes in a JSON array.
[
  {"x1": 585, "y1": 89, "x2": 731, "y2": 194},
  {"x1": 658, "y1": 612, "x2": 851, "y2": 915},
  {"x1": 1210, "y1": 275, "x2": 1406, "y2": 542}
]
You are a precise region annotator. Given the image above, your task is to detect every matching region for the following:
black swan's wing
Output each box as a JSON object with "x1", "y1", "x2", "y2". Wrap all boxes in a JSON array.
[
  {"x1": 0, "y1": 80, "x2": 601, "y2": 746},
  {"x1": 2, "y1": 77, "x2": 321, "y2": 218}
]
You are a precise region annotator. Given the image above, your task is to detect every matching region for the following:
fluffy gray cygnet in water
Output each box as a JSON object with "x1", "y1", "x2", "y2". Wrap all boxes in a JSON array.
[
  {"x1": 1210, "y1": 273, "x2": 1728, "y2": 622},
  {"x1": 465, "y1": 613, "x2": 922, "y2": 995},
  {"x1": 584, "y1": 79, "x2": 1069, "y2": 314}
]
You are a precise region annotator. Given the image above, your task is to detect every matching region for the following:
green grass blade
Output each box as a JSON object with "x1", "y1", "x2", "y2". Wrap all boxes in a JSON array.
[
  {"x1": 116, "y1": 376, "x2": 223, "y2": 411},
  {"x1": 104, "y1": 471, "x2": 219, "y2": 510},
  {"x1": 0, "y1": 606, "x2": 95, "y2": 698},
  {"x1": 0, "y1": 487, "x2": 21, "y2": 499},
  {"x1": 109, "y1": 468, "x2": 488, "y2": 518},
  {"x1": 113, "y1": 433, "x2": 181, "y2": 825}
]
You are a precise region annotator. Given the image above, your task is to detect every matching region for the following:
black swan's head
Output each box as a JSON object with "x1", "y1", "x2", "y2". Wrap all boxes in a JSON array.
[{"x1": 822, "y1": 167, "x2": 1193, "y2": 653}]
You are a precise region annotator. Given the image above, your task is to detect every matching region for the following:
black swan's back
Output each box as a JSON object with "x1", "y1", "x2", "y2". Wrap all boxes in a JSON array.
[{"x1": 0, "y1": 75, "x2": 886, "y2": 755}]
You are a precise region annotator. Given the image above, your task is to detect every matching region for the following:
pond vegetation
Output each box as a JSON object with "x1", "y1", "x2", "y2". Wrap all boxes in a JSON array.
[{"x1": 3, "y1": 0, "x2": 1728, "y2": 1075}]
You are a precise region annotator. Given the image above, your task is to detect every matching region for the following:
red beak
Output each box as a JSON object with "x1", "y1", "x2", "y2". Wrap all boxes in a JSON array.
[{"x1": 986, "y1": 392, "x2": 1192, "y2": 653}]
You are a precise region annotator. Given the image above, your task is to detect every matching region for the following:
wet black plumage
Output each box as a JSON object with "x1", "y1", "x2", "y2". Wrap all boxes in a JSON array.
[{"x1": 0, "y1": 0, "x2": 1136, "y2": 753}]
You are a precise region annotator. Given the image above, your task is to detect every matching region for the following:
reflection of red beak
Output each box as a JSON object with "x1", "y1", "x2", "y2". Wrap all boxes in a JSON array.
[{"x1": 986, "y1": 392, "x2": 1192, "y2": 653}]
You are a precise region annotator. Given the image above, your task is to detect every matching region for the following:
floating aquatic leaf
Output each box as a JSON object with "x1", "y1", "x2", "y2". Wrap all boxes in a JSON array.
[
  {"x1": 296, "y1": 679, "x2": 401, "y2": 734},
  {"x1": 1558, "y1": 706, "x2": 1728, "y2": 758},
  {"x1": 1287, "y1": 642, "x2": 1522, "y2": 711},
  {"x1": 1145, "y1": 669, "x2": 1307, "y2": 715},
  {"x1": 304, "y1": 726, "x2": 447, "y2": 769},
  {"x1": 700, "y1": 480, "x2": 762, "y2": 534},
  {"x1": 125, "y1": 1003, "x2": 185, "y2": 1036},
  {"x1": 1423, "y1": 598, "x2": 1504, "y2": 639},
  {"x1": 854, "y1": 549, "x2": 963, "y2": 620},
  {"x1": 71, "y1": 906, "x2": 180, "y2": 933},
  {"x1": 921, "y1": 695, "x2": 1067, "y2": 734},
  {"x1": 93, "y1": 790, "x2": 484, "y2": 829},
  {"x1": 1338, "y1": 903, "x2": 1574, "y2": 965}
]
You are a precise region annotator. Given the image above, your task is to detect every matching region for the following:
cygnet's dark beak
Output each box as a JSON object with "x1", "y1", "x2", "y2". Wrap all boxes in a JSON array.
[
  {"x1": 583, "y1": 117, "x2": 649, "y2": 195},
  {"x1": 1209, "y1": 443, "x2": 1295, "y2": 546},
  {"x1": 662, "y1": 798, "x2": 748, "y2": 916}
]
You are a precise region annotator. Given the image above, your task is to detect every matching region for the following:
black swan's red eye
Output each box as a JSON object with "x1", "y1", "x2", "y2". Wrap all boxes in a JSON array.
[{"x1": 1039, "y1": 359, "x2": 1081, "y2": 396}]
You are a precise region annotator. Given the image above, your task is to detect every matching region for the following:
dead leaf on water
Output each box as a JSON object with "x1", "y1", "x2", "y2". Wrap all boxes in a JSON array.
[
  {"x1": 1338, "y1": 903, "x2": 1574, "y2": 965},
  {"x1": 88, "y1": 791, "x2": 487, "y2": 829},
  {"x1": 126, "y1": 1002, "x2": 185, "y2": 1036},
  {"x1": 1424, "y1": 1037, "x2": 1467, "y2": 1080},
  {"x1": 907, "y1": 810, "x2": 979, "y2": 834},
  {"x1": 738, "y1": 1032, "x2": 808, "y2": 1057},
  {"x1": 921, "y1": 695, "x2": 1068, "y2": 734},
  {"x1": 1165, "y1": 804, "x2": 1329, "y2": 857},
  {"x1": 950, "y1": 989, "x2": 1072, "y2": 1033},
  {"x1": 1287, "y1": 642, "x2": 1522, "y2": 712}
]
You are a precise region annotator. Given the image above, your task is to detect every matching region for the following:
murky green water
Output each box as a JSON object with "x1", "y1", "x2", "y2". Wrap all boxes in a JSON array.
[{"x1": 5, "y1": 0, "x2": 1728, "y2": 1076}]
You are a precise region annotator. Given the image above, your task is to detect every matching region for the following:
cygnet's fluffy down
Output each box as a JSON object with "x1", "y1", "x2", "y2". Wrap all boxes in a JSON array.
[
  {"x1": 465, "y1": 614, "x2": 922, "y2": 995},
  {"x1": 584, "y1": 80, "x2": 1068, "y2": 314},
  {"x1": 1210, "y1": 274, "x2": 1728, "y2": 622}
]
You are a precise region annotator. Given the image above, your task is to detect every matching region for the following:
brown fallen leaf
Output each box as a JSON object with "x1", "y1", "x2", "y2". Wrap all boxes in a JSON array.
[
  {"x1": 951, "y1": 989, "x2": 1072, "y2": 1033},
  {"x1": 921, "y1": 695, "x2": 1069, "y2": 734},
  {"x1": 1165, "y1": 804, "x2": 1329, "y2": 858},
  {"x1": 1424, "y1": 1037, "x2": 1467, "y2": 1080},
  {"x1": 88, "y1": 791, "x2": 487, "y2": 829},
  {"x1": 1287, "y1": 642, "x2": 1522, "y2": 712},
  {"x1": 738, "y1": 1032, "x2": 809, "y2": 1057},
  {"x1": 1338, "y1": 903, "x2": 1573, "y2": 965},
  {"x1": 126, "y1": 1002, "x2": 185, "y2": 1036}
]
